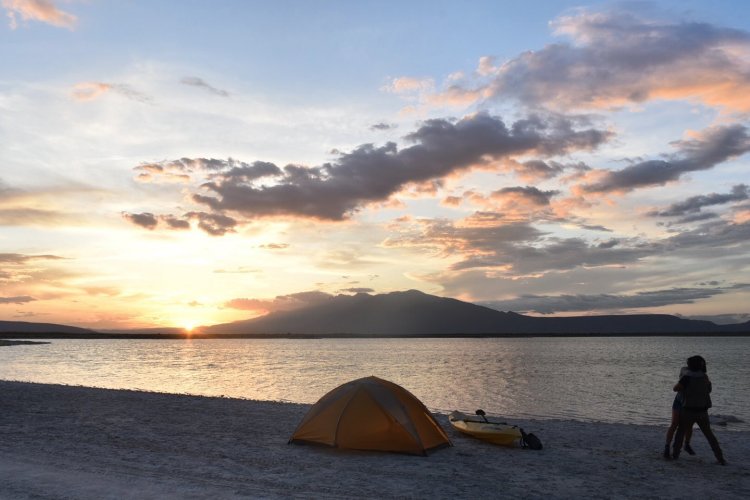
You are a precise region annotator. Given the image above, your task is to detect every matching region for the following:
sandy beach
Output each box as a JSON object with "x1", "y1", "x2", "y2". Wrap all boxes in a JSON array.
[{"x1": 1, "y1": 381, "x2": 748, "y2": 499}]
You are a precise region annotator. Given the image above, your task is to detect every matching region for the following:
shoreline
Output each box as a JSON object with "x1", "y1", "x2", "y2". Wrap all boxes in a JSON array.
[
  {"x1": 0, "y1": 340, "x2": 51, "y2": 346},
  {"x1": 1, "y1": 381, "x2": 748, "y2": 499},
  {"x1": 2, "y1": 331, "x2": 750, "y2": 340}
]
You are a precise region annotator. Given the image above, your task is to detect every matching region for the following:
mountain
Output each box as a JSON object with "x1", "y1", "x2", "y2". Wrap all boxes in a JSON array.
[
  {"x1": 0, "y1": 321, "x2": 95, "y2": 335},
  {"x1": 206, "y1": 289, "x2": 530, "y2": 335},
  {"x1": 3, "y1": 291, "x2": 748, "y2": 337},
  {"x1": 204, "y1": 290, "x2": 747, "y2": 336}
]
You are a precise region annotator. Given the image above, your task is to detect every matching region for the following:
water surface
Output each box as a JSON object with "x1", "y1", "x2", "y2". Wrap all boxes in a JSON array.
[{"x1": 1, "y1": 337, "x2": 747, "y2": 429}]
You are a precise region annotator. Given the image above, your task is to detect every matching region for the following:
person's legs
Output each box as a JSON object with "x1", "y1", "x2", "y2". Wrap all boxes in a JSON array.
[
  {"x1": 664, "y1": 408, "x2": 680, "y2": 457},
  {"x1": 684, "y1": 424, "x2": 695, "y2": 455},
  {"x1": 694, "y1": 411, "x2": 726, "y2": 465},
  {"x1": 672, "y1": 411, "x2": 696, "y2": 459}
]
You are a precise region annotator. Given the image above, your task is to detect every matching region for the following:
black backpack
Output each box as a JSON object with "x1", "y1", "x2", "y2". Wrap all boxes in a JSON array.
[{"x1": 521, "y1": 429, "x2": 543, "y2": 450}]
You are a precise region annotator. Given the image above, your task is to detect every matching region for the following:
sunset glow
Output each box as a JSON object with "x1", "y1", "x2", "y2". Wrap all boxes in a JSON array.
[{"x1": 2, "y1": 1, "x2": 749, "y2": 329}]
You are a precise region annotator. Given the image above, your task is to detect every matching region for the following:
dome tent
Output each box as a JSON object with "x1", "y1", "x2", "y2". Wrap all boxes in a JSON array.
[{"x1": 288, "y1": 376, "x2": 451, "y2": 456}]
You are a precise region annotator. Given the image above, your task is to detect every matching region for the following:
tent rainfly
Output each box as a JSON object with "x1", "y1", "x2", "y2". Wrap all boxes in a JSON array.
[{"x1": 288, "y1": 376, "x2": 452, "y2": 456}]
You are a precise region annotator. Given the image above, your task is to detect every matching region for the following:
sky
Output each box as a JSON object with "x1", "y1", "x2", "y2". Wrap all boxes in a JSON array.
[{"x1": 2, "y1": 0, "x2": 750, "y2": 330}]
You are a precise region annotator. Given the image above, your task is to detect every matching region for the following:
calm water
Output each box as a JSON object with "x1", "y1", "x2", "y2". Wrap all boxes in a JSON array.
[{"x1": 1, "y1": 337, "x2": 748, "y2": 430}]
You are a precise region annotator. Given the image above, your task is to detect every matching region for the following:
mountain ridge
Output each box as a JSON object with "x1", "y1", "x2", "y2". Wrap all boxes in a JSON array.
[
  {"x1": 2, "y1": 290, "x2": 749, "y2": 337},
  {"x1": 203, "y1": 289, "x2": 749, "y2": 335}
]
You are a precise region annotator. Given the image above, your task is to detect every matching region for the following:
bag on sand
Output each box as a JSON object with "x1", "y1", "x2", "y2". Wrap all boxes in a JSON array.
[{"x1": 520, "y1": 429, "x2": 543, "y2": 450}]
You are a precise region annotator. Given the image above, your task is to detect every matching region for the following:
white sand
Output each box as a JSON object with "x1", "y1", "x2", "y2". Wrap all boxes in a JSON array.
[{"x1": 1, "y1": 381, "x2": 748, "y2": 499}]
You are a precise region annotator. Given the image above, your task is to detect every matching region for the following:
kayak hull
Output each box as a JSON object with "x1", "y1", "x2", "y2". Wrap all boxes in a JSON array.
[{"x1": 448, "y1": 411, "x2": 523, "y2": 447}]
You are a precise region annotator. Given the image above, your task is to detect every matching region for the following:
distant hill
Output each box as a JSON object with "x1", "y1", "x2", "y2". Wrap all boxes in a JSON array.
[
  {"x1": 0, "y1": 321, "x2": 95, "y2": 335},
  {"x1": 3, "y1": 291, "x2": 748, "y2": 338},
  {"x1": 204, "y1": 290, "x2": 748, "y2": 336},
  {"x1": 206, "y1": 289, "x2": 530, "y2": 335}
]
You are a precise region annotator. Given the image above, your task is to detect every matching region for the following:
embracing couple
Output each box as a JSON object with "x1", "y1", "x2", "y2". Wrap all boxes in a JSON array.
[{"x1": 664, "y1": 355, "x2": 726, "y2": 465}]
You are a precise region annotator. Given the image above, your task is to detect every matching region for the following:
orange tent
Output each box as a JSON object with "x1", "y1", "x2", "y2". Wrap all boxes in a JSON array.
[{"x1": 288, "y1": 376, "x2": 451, "y2": 456}]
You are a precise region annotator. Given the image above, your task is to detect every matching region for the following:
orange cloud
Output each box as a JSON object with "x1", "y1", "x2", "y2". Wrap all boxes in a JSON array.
[
  {"x1": 71, "y1": 82, "x2": 111, "y2": 101},
  {"x1": 3, "y1": 0, "x2": 76, "y2": 30},
  {"x1": 71, "y1": 82, "x2": 151, "y2": 103}
]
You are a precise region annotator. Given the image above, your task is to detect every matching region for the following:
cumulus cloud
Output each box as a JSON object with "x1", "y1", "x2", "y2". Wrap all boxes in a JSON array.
[
  {"x1": 122, "y1": 212, "x2": 158, "y2": 230},
  {"x1": 133, "y1": 158, "x2": 269, "y2": 184},
  {"x1": 71, "y1": 82, "x2": 152, "y2": 103},
  {"x1": 184, "y1": 211, "x2": 237, "y2": 236},
  {"x1": 162, "y1": 112, "x2": 608, "y2": 222},
  {"x1": 427, "y1": 9, "x2": 750, "y2": 112},
  {"x1": 180, "y1": 76, "x2": 230, "y2": 97},
  {"x1": 161, "y1": 215, "x2": 191, "y2": 230},
  {"x1": 122, "y1": 211, "x2": 237, "y2": 236},
  {"x1": 224, "y1": 291, "x2": 333, "y2": 315},
  {"x1": 481, "y1": 284, "x2": 749, "y2": 314},
  {"x1": 2, "y1": 0, "x2": 76, "y2": 29},
  {"x1": 649, "y1": 184, "x2": 750, "y2": 217},
  {"x1": 579, "y1": 124, "x2": 750, "y2": 194}
]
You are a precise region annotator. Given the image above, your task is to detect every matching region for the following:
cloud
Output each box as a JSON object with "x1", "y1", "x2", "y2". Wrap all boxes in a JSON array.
[
  {"x1": 0, "y1": 207, "x2": 72, "y2": 226},
  {"x1": 427, "y1": 9, "x2": 750, "y2": 112},
  {"x1": 122, "y1": 211, "x2": 237, "y2": 236},
  {"x1": 224, "y1": 291, "x2": 334, "y2": 315},
  {"x1": 338, "y1": 287, "x2": 374, "y2": 294},
  {"x1": 384, "y1": 214, "x2": 655, "y2": 275},
  {"x1": 0, "y1": 295, "x2": 36, "y2": 304},
  {"x1": 370, "y1": 122, "x2": 397, "y2": 131},
  {"x1": 259, "y1": 243, "x2": 289, "y2": 250},
  {"x1": 452, "y1": 235, "x2": 655, "y2": 273},
  {"x1": 166, "y1": 112, "x2": 609, "y2": 222},
  {"x1": 2, "y1": 0, "x2": 76, "y2": 29},
  {"x1": 490, "y1": 186, "x2": 559, "y2": 206},
  {"x1": 71, "y1": 82, "x2": 152, "y2": 103},
  {"x1": 213, "y1": 267, "x2": 260, "y2": 274},
  {"x1": 184, "y1": 212, "x2": 237, "y2": 236},
  {"x1": 649, "y1": 184, "x2": 750, "y2": 217},
  {"x1": 0, "y1": 253, "x2": 64, "y2": 264},
  {"x1": 664, "y1": 219, "x2": 750, "y2": 251},
  {"x1": 579, "y1": 124, "x2": 750, "y2": 194},
  {"x1": 382, "y1": 77, "x2": 435, "y2": 94},
  {"x1": 685, "y1": 313, "x2": 750, "y2": 325},
  {"x1": 481, "y1": 284, "x2": 749, "y2": 314},
  {"x1": 133, "y1": 158, "x2": 272, "y2": 184},
  {"x1": 122, "y1": 212, "x2": 158, "y2": 230},
  {"x1": 180, "y1": 76, "x2": 230, "y2": 97},
  {"x1": 160, "y1": 215, "x2": 191, "y2": 230}
]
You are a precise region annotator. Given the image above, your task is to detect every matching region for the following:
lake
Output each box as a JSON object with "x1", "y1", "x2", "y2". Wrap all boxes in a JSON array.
[{"x1": 1, "y1": 336, "x2": 747, "y2": 430}]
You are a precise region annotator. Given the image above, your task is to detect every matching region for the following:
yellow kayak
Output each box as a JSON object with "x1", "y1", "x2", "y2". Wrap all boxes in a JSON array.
[{"x1": 448, "y1": 410, "x2": 523, "y2": 447}]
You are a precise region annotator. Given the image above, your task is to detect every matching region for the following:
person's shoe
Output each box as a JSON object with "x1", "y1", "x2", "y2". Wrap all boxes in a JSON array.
[
  {"x1": 685, "y1": 443, "x2": 695, "y2": 455},
  {"x1": 718, "y1": 457, "x2": 727, "y2": 466},
  {"x1": 663, "y1": 444, "x2": 671, "y2": 459}
]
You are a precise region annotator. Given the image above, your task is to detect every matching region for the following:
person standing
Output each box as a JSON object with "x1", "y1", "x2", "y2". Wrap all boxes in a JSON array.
[
  {"x1": 663, "y1": 365, "x2": 694, "y2": 459},
  {"x1": 671, "y1": 355, "x2": 726, "y2": 465}
]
